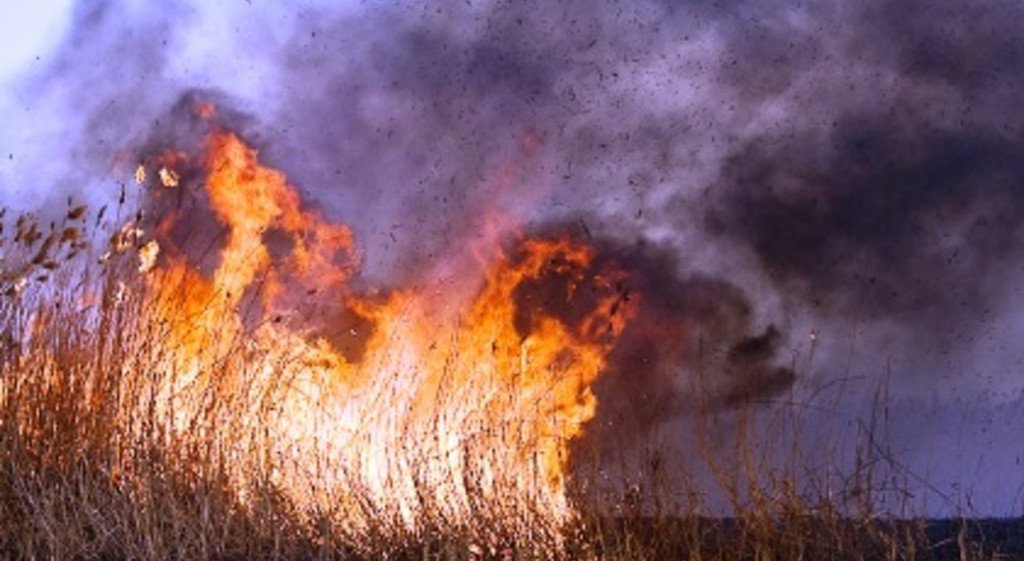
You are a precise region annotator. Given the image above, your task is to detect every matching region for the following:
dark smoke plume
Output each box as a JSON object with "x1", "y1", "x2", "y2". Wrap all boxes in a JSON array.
[
  {"x1": 512, "y1": 227, "x2": 793, "y2": 424},
  {"x1": 706, "y1": 114, "x2": 1024, "y2": 327},
  {"x1": 11, "y1": 0, "x2": 1024, "y2": 421},
  {"x1": 693, "y1": 0, "x2": 1024, "y2": 335},
  {"x1": 263, "y1": 0, "x2": 1024, "y2": 340},
  {"x1": 589, "y1": 233, "x2": 794, "y2": 420}
]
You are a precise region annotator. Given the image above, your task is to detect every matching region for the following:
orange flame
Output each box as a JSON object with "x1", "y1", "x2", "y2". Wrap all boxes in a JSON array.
[{"x1": 139, "y1": 126, "x2": 637, "y2": 530}]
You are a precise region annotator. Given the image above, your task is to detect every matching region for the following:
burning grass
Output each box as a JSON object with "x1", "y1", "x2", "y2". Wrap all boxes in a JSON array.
[{"x1": 0, "y1": 126, "x2": 1018, "y2": 560}]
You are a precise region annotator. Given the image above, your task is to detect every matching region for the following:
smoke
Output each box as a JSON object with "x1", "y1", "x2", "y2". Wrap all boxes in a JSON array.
[
  {"x1": 701, "y1": 0, "x2": 1024, "y2": 335},
  {"x1": 590, "y1": 237, "x2": 794, "y2": 432},
  {"x1": 6, "y1": 0, "x2": 1024, "y2": 438},
  {"x1": 1, "y1": 0, "x2": 188, "y2": 218},
  {"x1": 511, "y1": 225, "x2": 793, "y2": 425}
]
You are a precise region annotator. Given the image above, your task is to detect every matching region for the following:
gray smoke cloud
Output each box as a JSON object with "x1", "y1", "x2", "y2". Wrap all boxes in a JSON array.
[
  {"x1": 3, "y1": 0, "x2": 1024, "y2": 512},
  {"x1": 257, "y1": 0, "x2": 1024, "y2": 398}
]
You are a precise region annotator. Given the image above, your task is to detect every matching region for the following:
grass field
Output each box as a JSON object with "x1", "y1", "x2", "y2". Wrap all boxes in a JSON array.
[{"x1": 1, "y1": 171, "x2": 1020, "y2": 560}]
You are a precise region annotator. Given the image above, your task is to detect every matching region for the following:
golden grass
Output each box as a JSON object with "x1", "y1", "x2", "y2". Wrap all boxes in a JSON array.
[{"x1": 0, "y1": 203, "x2": 1016, "y2": 560}]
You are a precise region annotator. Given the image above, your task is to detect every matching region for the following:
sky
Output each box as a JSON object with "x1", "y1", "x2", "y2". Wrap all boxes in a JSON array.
[
  {"x1": 1, "y1": 0, "x2": 1022, "y2": 515},
  {"x1": 0, "y1": 1, "x2": 73, "y2": 85}
]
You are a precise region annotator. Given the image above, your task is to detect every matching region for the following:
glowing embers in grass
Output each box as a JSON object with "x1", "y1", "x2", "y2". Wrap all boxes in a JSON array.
[{"x1": 135, "y1": 121, "x2": 638, "y2": 533}]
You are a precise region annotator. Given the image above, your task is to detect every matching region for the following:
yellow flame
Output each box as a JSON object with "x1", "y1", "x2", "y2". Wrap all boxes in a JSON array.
[{"x1": 142, "y1": 129, "x2": 637, "y2": 532}]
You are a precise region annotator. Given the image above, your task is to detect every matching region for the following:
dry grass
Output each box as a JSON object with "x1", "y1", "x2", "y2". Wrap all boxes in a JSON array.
[{"x1": 0, "y1": 203, "x2": 1018, "y2": 560}]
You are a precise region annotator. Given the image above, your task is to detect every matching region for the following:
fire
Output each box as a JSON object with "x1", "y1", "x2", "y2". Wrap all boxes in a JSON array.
[{"x1": 134, "y1": 125, "x2": 637, "y2": 532}]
